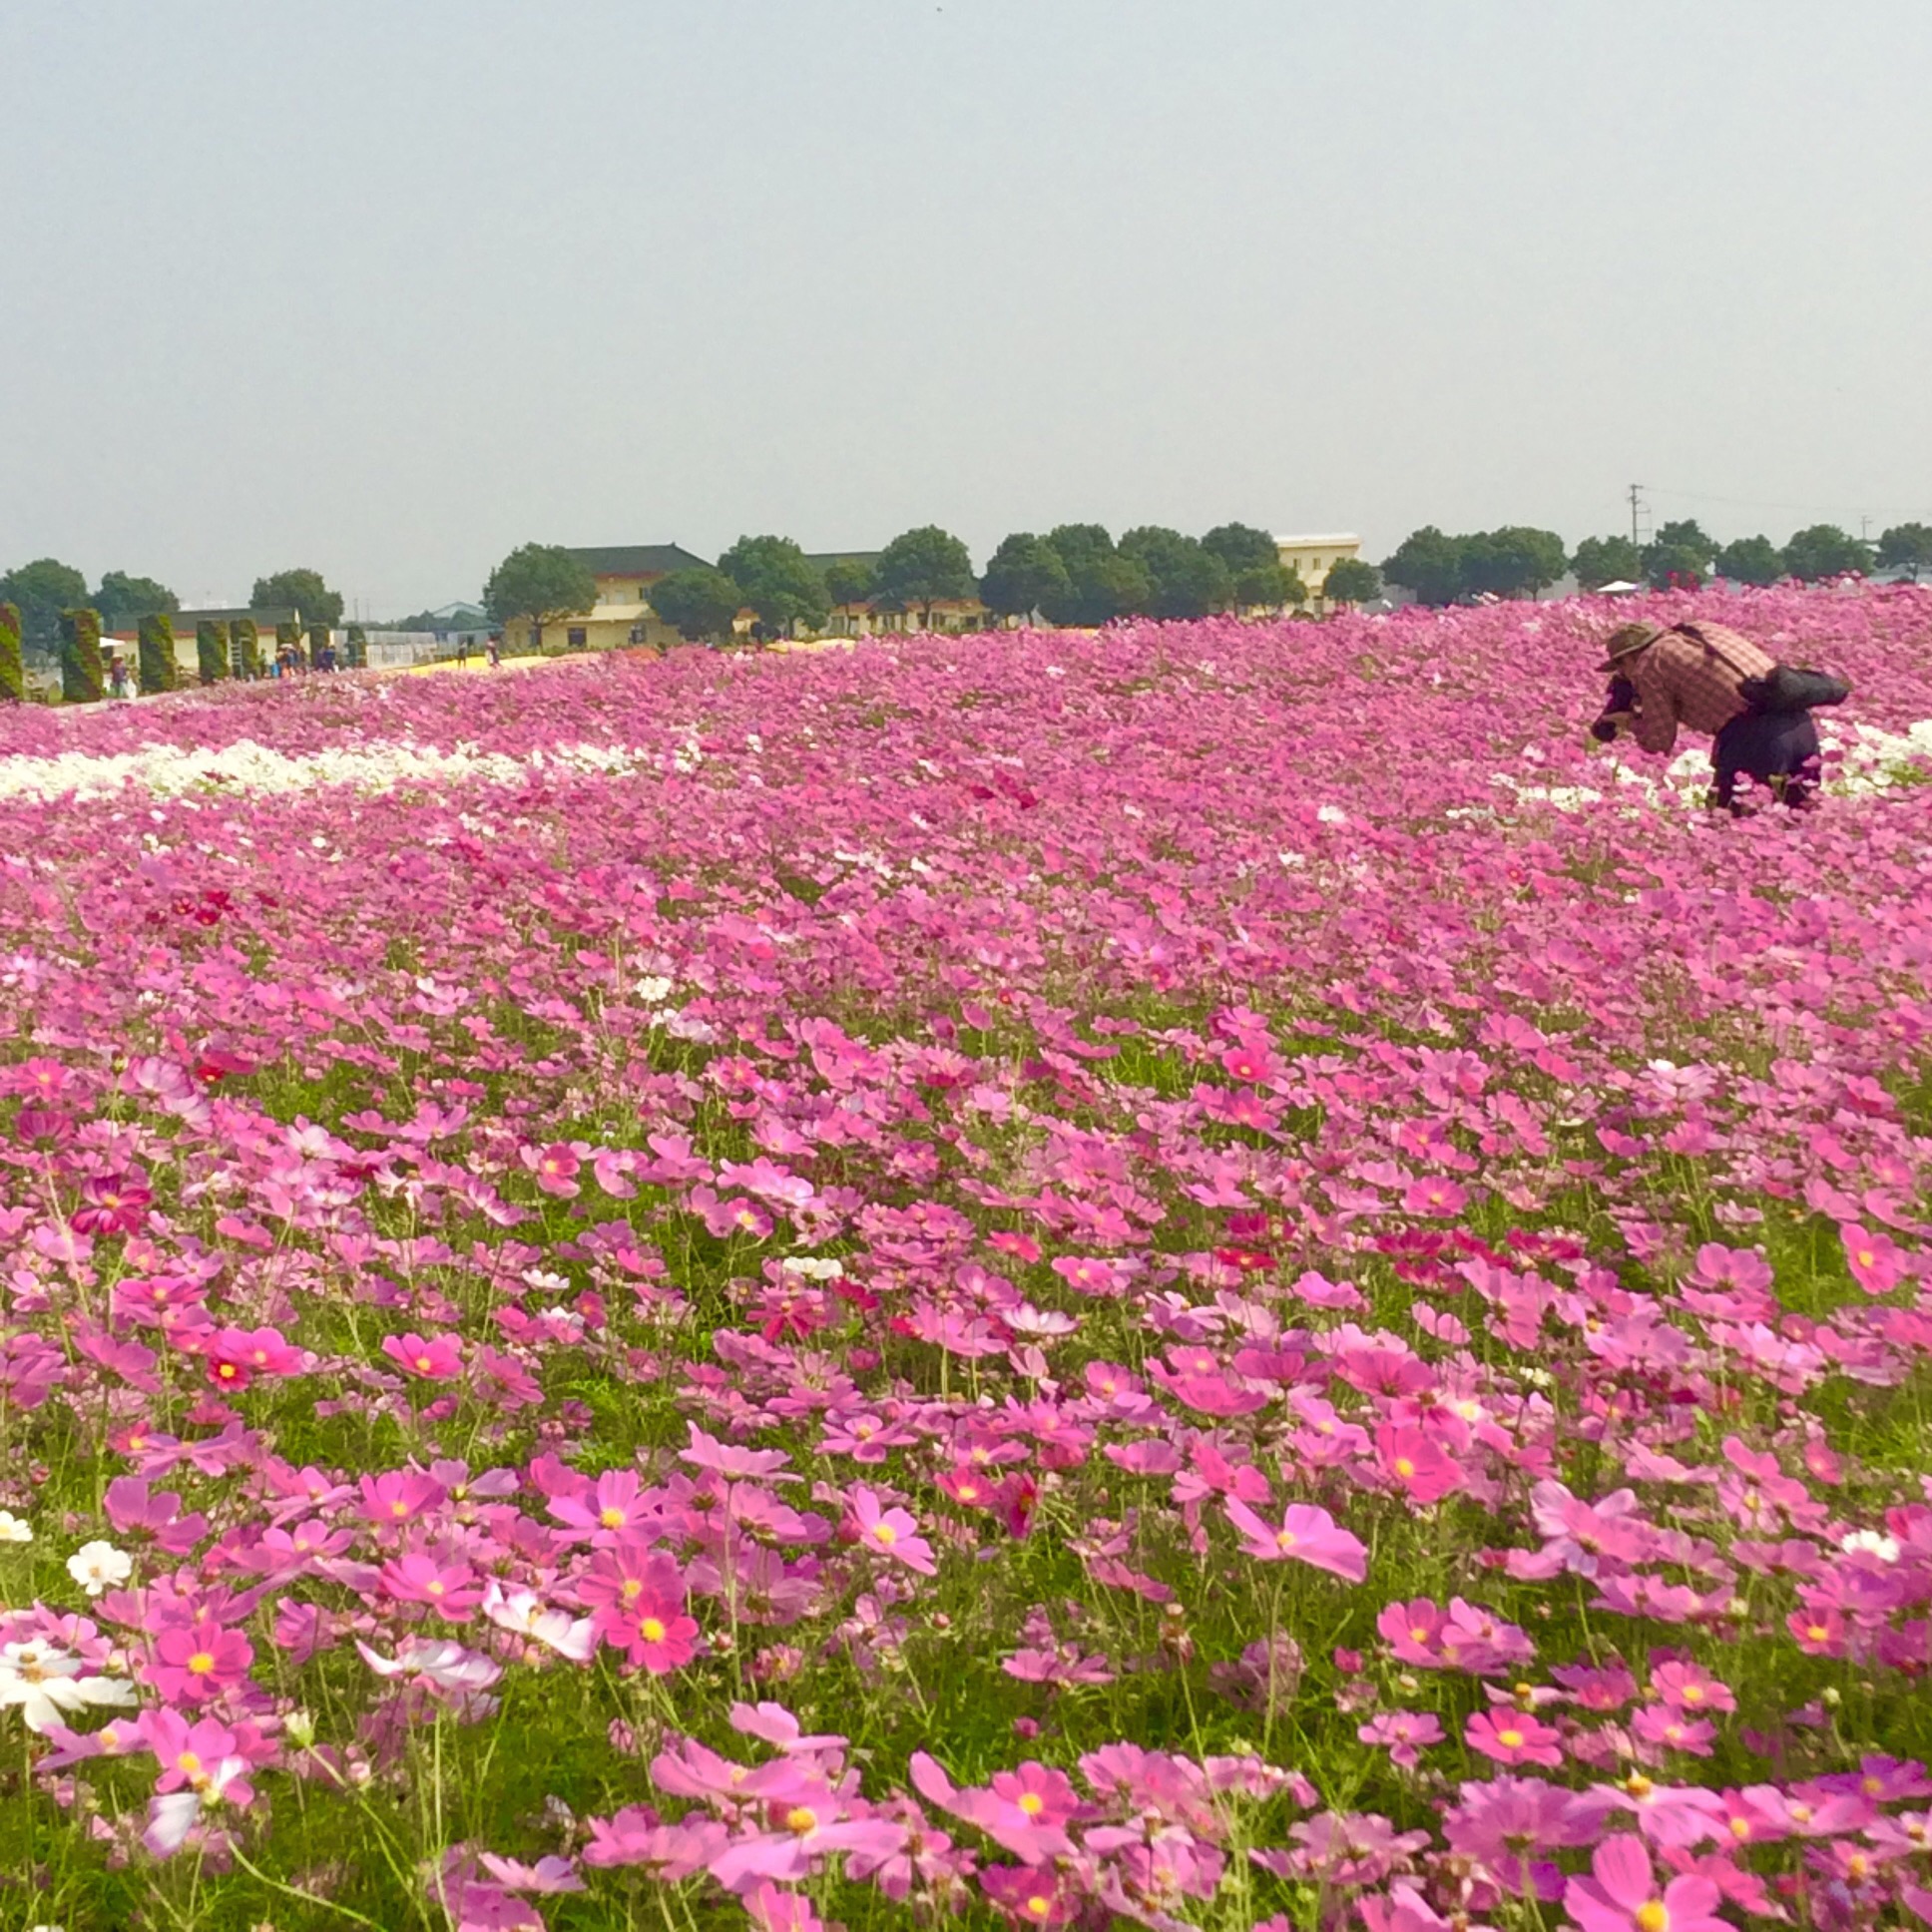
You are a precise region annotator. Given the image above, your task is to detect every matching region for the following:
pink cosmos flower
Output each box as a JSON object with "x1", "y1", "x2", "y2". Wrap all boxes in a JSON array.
[
  {"x1": 1839, "y1": 1221, "x2": 1904, "y2": 1295},
  {"x1": 849, "y1": 1486, "x2": 938, "y2": 1575},
  {"x1": 1563, "y1": 1834, "x2": 1728, "y2": 1932},
  {"x1": 1357, "y1": 1709, "x2": 1444, "y2": 1768},
  {"x1": 529, "y1": 1142, "x2": 583, "y2": 1197},
  {"x1": 148, "y1": 1621, "x2": 254, "y2": 1703},
  {"x1": 1465, "y1": 1707, "x2": 1564, "y2": 1768},
  {"x1": 1223, "y1": 1499, "x2": 1368, "y2": 1581},
  {"x1": 359, "y1": 1469, "x2": 448, "y2": 1527},
  {"x1": 595, "y1": 1553, "x2": 700, "y2": 1673},
  {"x1": 381, "y1": 1330, "x2": 464, "y2": 1380},
  {"x1": 1375, "y1": 1423, "x2": 1466, "y2": 1505}
]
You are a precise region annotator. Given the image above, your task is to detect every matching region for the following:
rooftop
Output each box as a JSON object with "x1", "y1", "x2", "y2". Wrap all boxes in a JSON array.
[
  {"x1": 1274, "y1": 533, "x2": 1362, "y2": 547},
  {"x1": 566, "y1": 544, "x2": 713, "y2": 578}
]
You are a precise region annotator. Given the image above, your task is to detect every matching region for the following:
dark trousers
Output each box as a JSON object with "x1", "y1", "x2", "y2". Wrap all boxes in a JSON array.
[{"x1": 1711, "y1": 709, "x2": 1820, "y2": 810}]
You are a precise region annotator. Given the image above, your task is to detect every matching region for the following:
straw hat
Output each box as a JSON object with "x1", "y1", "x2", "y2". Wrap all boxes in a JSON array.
[{"x1": 1598, "y1": 623, "x2": 1662, "y2": 674}]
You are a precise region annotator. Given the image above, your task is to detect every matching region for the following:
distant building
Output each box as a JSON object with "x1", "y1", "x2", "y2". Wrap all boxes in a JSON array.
[
  {"x1": 495, "y1": 544, "x2": 713, "y2": 653},
  {"x1": 1273, "y1": 533, "x2": 1363, "y2": 610},
  {"x1": 806, "y1": 551, "x2": 991, "y2": 639}
]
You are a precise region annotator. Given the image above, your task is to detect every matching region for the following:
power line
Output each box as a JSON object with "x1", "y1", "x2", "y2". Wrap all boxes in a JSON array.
[{"x1": 1645, "y1": 483, "x2": 1932, "y2": 522}]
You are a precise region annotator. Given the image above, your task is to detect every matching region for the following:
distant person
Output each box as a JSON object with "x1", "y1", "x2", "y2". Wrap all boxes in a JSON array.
[
  {"x1": 457, "y1": 636, "x2": 471, "y2": 667},
  {"x1": 1592, "y1": 620, "x2": 1849, "y2": 813},
  {"x1": 487, "y1": 636, "x2": 502, "y2": 669},
  {"x1": 108, "y1": 655, "x2": 129, "y2": 698}
]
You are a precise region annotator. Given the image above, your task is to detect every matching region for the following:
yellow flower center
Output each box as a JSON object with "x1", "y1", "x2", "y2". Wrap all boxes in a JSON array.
[
  {"x1": 178, "y1": 1750, "x2": 202, "y2": 1773},
  {"x1": 600, "y1": 1506, "x2": 626, "y2": 1528},
  {"x1": 1497, "y1": 1728, "x2": 1525, "y2": 1749},
  {"x1": 1394, "y1": 1457, "x2": 1416, "y2": 1478},
  {"x1": 1274, "y1": 1530, "x2": 1297, "y2": 1550},
  {"x1": 1682, "y1": 1685, "x2": 1703, "y2": 1702},
  {"x1": 188, "y1": 1651, "x2": 216, "y2": 1677},
  {"x1": 785, "y1": 1805, "x2": 818, "y2": 1835},
  {"x1": 1026, "y1": 1900, "x2": 1052, "y2": 1921},
  {"x1": 1635, "y1": 1905, "x2": 1670, "y2": 1932},
  {"x1": 640, "y1": 1616, "x2": 667, "y2": 1644},
  {"x1": 871, "y1": 1523, "x2": 897, "y2": 1547},
  {"x1": 1018, "y1": 1792, "x2": 1044, "y2": 1816}
]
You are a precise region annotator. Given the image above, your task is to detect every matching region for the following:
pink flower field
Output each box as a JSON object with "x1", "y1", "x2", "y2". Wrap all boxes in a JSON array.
[{"x1": 6, "y1": 583, "x2": 1932, "y2": 1931}]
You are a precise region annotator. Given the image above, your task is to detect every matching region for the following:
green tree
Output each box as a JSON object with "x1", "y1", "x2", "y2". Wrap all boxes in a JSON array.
[
  {"x1": 0, "y1": 602, "x2": 23, "y2": 702},
  {"x1": 1037, "y1": 527, "x2": 1151, "y2": 627},
  {"x1": 1462, "y1": 527, "x2": 1568, "y2": 599},
  {"x1": 1782, "y1": 524, "x2": 1872, "y2": 582},
  {"x1": 1653, "y1": 520, "x2": 1717, "y2": 567},
  {"x1": 715, "y1": 535, "x2": 830, "y2": 639},
  {"x1": 1714, "y1": 535, "x2": 1783, "y2": 586},
  {"x1": 1381, "y1": 527, "x2": 1465, "y2": 607},
  {"x1": 1119, "y1": 526, "x2": 1233, "y2": 620},
  {"x1": 874, "y1": 525, "x2": 977, "y2": 630},
  {"x1": 197, "y1": 620, "x2": 230, "y2": 687},
  {"x1": 1233, "y1": 561, "x2": 1306, "y2": 611},
  {"x1": 250, "y1": 567, "x2": 344, "y2": 628},
  {"x1": 1642, "y1": 544, "x2": 1708, "y2": 592},
  {"x1": 345, "y1": 624, "x2": 369, "y2": 669},
  {"x1": 0, "y1": 558, "x2": 88, "y2": 651},
  {"x1": 61, "y1": 608, "x2": 106, "y2": 703},
  {"x1": 1571, "y1": 535, "x2": 1642, "y2": 591},
  {"x1": 823, "y1": 558, "x2": 877, "y2": 608},
  {"x1": 979, "y1": 534, "x2": 1072, "y2": 626},
  {"x1": 307, "y1": 621, "x2": 331, "y2": 668},
  {"x1": 138, "y1": 612, "x2": 178, "y2": 694},
  {"x1": 648, "y1": 567, "x2": 743, "y2": 643},
  {"x1": 1876, "y1": 522, "x2": 1932, "y2": 581},
  {"x1": 1200, "y1": 523, "x2": 1280, "y2": 576},
  {"x1": 95, "y1": 570, "x2": 179, "y2": 633},
  {"x1": 1321, "y1": 558, "x2": 1382, "y2": 607},
  {"x1": 482, "y1": 544, "x2": 598, "y2": 652}
]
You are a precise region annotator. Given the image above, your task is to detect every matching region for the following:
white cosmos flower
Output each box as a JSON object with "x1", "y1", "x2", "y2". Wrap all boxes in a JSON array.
[
  {"x1": 480, "y1": 1583, "x2": 597, "y2": 1662},
  {"x1": 355, "y1": 1637, "x2": 503, "y2": 1692},
  {"x1": 67, "y1": 1540, "x2": 134, "y2": 1597},
  {"x1": 1840, "y1": 1530, "x2": 1901, "y2": 1564},
  {"x1": 0, "y1": 1511, "x2": 32, "y2": 1544},
  {"x1": 0, "y1": 1640, "x2": 138, "y2": 1733},
  {"x1": 633, "y1": 975, "x2": 675, "y2": 1004}
]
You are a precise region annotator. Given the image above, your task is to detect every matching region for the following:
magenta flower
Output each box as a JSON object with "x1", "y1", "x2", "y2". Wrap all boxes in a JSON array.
[
  {"x1": 1465, "y1": 1707, "x2": 1564, "y2": 1768},
  {"x1": 849, "y1": 1486, "x2": 938, "y2": 1576},
  {"x1": 380, "y1": 1330, "x2": 464, "y2": 1380},
  {"x1": 1224, "y1": 1499, "x2": 1368, "y2": 1581},
  {"x1": 148, "y1": 1621, "x2": 254, "y2": 1703},
  {"x1": 1563, "y1": 1834, "x2": 1728, "y2": 1932}
]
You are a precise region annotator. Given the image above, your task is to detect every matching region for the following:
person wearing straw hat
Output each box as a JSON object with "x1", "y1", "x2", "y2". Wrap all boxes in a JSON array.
[{"x1": 1590, "y1": 619, "x2": 1846, "y2": 812}]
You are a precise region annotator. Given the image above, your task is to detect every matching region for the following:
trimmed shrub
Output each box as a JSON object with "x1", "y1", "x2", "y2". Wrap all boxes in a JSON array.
[
  {"x1": 197, "y1": 620, "x2": 230, "y2": 687},
  {"x1": 345, "y1": 623, "x2": 368, "y2": 670},
  {"x1": 61, "y1": 608, "x2": 106, "y2": 704},
  {"x1": 232, "y1": 617, "x2": 261, "y2": 680},
  {"x1": 138, "y1": 612, "x2": 178, "y2": 695},
  {"x1": 0, "y1": 601, "x2": 22, "y2": 703},
  {"x1": 307, "y1": 621, "x2": 330, "y2": 669}
]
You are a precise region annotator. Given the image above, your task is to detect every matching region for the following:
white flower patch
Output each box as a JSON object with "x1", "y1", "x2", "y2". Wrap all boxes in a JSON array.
[{"x1": 0, "y1": 737, "x2": 690, "y2": 802}]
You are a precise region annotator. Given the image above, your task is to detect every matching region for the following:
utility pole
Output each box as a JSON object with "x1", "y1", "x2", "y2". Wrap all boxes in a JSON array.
[
  {"x1": 1861, "y1": 515, "x2": 1872, "y2": 544},
  {"x1": 1628, "y1": 484, "x2": 1650, "y2": 553}
]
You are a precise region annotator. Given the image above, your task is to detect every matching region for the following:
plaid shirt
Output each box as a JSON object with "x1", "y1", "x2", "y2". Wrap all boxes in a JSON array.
[{"x1": 1625, "y1": 622, "x2": 1776, "y2": 755}]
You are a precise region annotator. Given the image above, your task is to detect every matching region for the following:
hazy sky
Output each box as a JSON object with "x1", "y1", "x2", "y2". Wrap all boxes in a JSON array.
[{"x1": 3, "y1": 1, "x2": 1929, "y2": 616}]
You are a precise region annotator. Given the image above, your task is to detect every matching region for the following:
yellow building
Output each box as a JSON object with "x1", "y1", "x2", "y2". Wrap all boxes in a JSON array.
[
  {"x1": 496, "y1": 544, "x2": 712, "y2": 654},
  {"x1": 1273, "y1": 533, "x2": 1363, "y2": 608}
]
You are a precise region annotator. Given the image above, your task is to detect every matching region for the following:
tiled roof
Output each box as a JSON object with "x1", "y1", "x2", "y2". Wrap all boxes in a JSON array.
[{"x1": 565, "y1": 545, "x2": 713, "y2": 578}]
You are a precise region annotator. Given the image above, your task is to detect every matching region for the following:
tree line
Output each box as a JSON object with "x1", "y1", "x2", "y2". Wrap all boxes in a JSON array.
[
  {"x1": 484, "y1": 523, "x2": 1388, "y2": 647},
  {"x1": 1383, "y1": 519, "x2": 1932, "y2": 607},
  {"x1": 0, "y1": 559, "x2": 347, "y2": 654}
]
